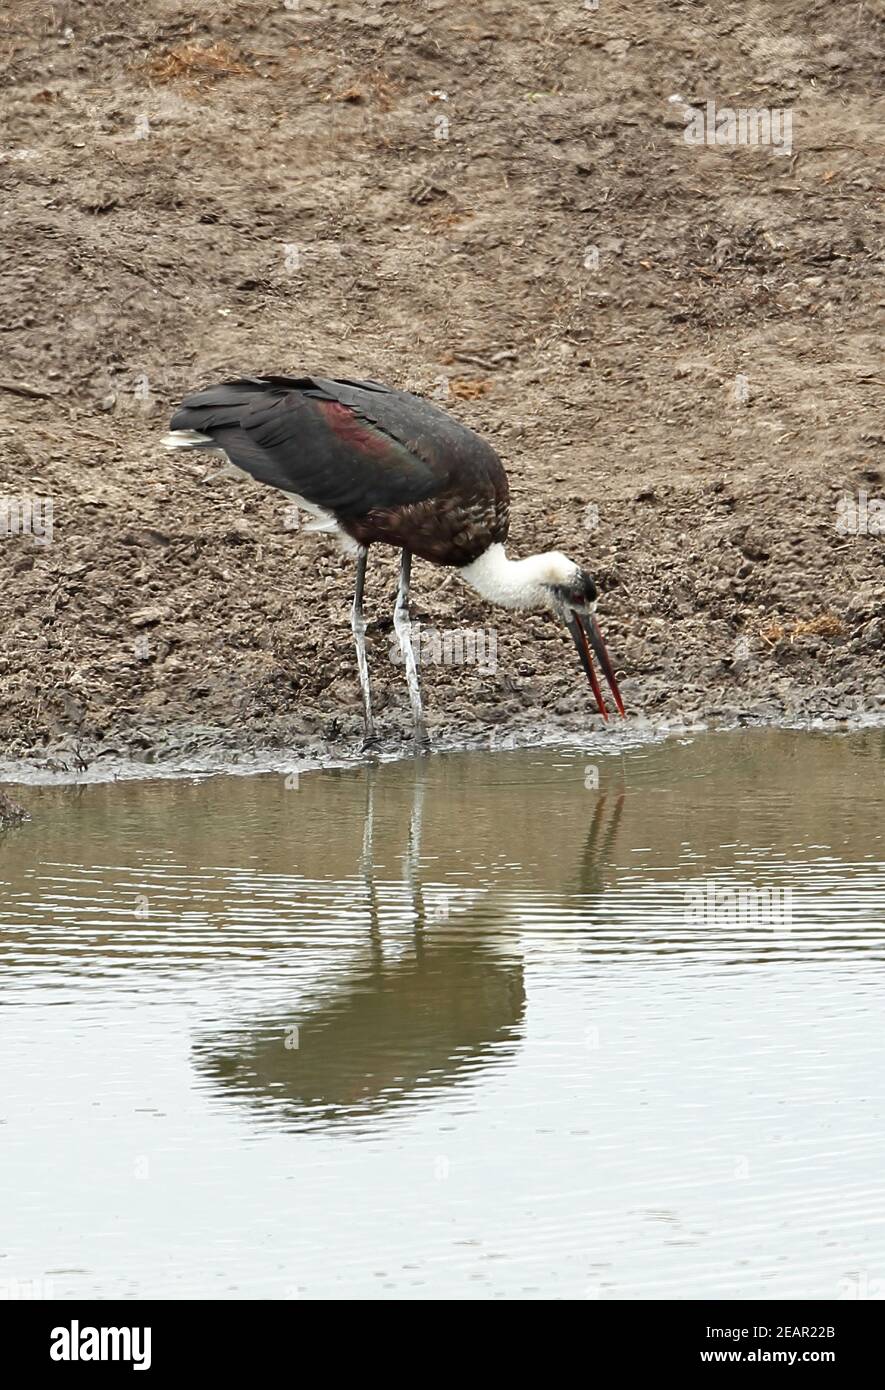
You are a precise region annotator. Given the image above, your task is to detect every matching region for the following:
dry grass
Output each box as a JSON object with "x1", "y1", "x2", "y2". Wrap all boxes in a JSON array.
[
  {"x1": 144, "y1": 41, "x2": 252, "y2": 86},
  {"x1": 449, "y1": 378, "x2": 491, "y2": 400},
  {"x1": 792, "y1": 615, "x2": 849, "y2": 639},
  {"x1": 325, "y1": 74, "x2": 400, "y2": 110},
  {"x1": 758, "y1": 613, "x2": 848, "y2": 645},
  {"x1": 428, "y1": 206, "x2": 467, "y2": 229},
  {"x1": 327, "y1": 83, "x2": 363, "y2": 104}
]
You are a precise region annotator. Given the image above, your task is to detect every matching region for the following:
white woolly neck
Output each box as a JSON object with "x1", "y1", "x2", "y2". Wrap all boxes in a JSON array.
[{"x1": 458, "y1": 543, "x2": 579, "y2": 611}]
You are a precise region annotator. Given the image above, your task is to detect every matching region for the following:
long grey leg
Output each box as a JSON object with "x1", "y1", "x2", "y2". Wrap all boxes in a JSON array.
[
  {"x1": 393, "y1": 549, "x2": 428, "y2": 749},
  {"x1": 352, "y1": 547, "x2": 375, "y2": 746}
]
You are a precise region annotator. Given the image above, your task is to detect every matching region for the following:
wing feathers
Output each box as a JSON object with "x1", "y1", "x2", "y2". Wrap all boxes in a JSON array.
[{"x1": 167, "y1": 375, "x2": 510, "y2": 554}]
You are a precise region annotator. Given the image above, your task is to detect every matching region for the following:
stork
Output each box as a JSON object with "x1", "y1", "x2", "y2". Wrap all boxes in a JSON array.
[{"x1": 164, "y1": 375, "x2": 625, "y2": 746}]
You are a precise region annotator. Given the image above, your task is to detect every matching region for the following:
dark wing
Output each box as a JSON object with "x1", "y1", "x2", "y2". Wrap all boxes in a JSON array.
[{"x1": 169, "y1": 375, "x2": 510, "y2": 563}]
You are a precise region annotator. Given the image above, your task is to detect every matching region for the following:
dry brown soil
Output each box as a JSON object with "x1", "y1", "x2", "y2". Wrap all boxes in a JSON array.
[{"x1": 1, "y1": 1, "x2": 883, "y2": 771}]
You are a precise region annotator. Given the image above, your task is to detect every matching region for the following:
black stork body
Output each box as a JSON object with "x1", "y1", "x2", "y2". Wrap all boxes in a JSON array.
[{"x1": 165, "y1": 375, "x2": 624, "y2": 745}]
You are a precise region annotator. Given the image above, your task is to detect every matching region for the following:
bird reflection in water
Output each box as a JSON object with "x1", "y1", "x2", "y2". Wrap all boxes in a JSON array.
[
  {"x1": 192, "y1": 770, "x2": 522, "y2": 1129},
  {"x1": 575, "y1": 790, "x2": 626, "y2": 897},
  {"x1": 192, "y1": 769, "x2": 625, "y2": 1130}
]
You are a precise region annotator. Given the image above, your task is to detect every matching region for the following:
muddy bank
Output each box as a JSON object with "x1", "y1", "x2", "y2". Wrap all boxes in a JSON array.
[{"x1": 1, "y1": 2, "x2": 882, "y2": 776}]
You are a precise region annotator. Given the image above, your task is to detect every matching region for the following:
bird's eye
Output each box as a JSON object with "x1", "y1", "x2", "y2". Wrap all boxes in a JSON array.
[
  {"x1": 552, "y1": 580, "x2": 594, "y2": 609},
  {"x1": 554, "y1": 574, "x2": 597, "y2": 607}
]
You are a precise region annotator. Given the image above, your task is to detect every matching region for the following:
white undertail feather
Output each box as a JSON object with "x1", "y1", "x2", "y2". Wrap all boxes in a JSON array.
[
  {"x1": 163, "y1": 429, "x2": 217, "y2": 449},
  {"x1": 459, "y1": 543, "x2": 580, "y2": 611}
]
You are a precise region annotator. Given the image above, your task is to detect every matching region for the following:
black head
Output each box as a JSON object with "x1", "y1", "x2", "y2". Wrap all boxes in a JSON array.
[
  {"x1": 547, "y1": 565, "x2": 625, "y2": 721},
  {"x1": 551, "y1": 568, "x2": 598, "y2": 613}
]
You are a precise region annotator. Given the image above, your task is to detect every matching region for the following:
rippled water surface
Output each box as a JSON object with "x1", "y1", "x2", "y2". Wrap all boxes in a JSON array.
[{"x1": 1, "y1": 729, "x2": 883, "y2": 1299}]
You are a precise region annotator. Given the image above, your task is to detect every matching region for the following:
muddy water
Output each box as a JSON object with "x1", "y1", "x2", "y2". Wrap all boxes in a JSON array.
[{"x1": 1, "y1": 729, "x2": 883, "y2": 1301}]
